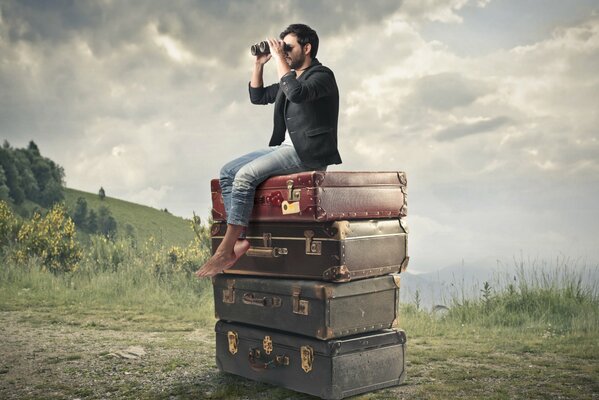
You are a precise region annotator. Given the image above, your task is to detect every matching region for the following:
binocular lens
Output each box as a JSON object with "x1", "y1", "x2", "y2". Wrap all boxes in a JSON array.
[
  {"x1": 250, "y1": 41, "x2": 270, "y2": 56},
  {"x1": 259, "y1": 41, "x2": 269, "y2": 53},
  {"x1": 250, "y1": 40, "x2": 291, "y2": 56}
]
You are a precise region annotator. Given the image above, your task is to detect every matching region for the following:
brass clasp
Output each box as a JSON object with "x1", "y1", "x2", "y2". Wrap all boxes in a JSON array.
[
  {"x1": 222, "y1": 279, "x2": 235, "y2": 304},
  {"x1": 287, "y1": 180, "x2": 301, "y2": 201},
  {"x1": 304, "y1": 230, "x2": 321, "y2": 256},
  {"x1": 227, "y1": 331, "x2": 238, "y2": 355},
  {"x1": 300, "y1": 345, "x2": 313, "y2": 373},
  {"x1": 263, "y1": 336, "x2": 273, "y2": 355}
]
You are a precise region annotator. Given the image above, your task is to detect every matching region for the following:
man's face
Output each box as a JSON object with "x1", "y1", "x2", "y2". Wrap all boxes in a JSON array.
[{"x1": 282, "y1": 34, "x2": 308, "y2": 70}]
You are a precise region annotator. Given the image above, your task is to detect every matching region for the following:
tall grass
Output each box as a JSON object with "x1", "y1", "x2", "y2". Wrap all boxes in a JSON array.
[
  {"x1": 0, "y1": 232, "x2": 216, "y2": 327},
  {"x1": 402, "y1": 258, "x2": 599, "y2": 338}
]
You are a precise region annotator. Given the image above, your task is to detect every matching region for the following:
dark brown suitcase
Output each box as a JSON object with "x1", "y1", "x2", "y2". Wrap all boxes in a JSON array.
[
  {"x1": 215, "y1": 321, "x2": 407, "y2": 400},
  {"x1": 212, "y1": 218, "x2": 409, "y2": 282},
  {"x1": 211, "y1": 171, "x2": 407, "y2": 222},
  {"x1": 212, "y1": 274, "x2": 401, "y2": 340}
]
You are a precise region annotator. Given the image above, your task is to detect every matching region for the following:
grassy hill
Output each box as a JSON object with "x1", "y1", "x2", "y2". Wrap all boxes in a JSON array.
[{"x1": 64, "y1": 188, "x2": 196, "y2": 248}]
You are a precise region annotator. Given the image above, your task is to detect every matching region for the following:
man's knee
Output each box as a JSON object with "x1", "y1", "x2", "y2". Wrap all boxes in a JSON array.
[{"x1": 232, "y1": 166, "x2": 259, "y2": 191}]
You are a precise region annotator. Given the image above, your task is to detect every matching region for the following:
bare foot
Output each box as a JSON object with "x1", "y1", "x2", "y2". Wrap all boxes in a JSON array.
[
  {"x1": 233, "y1": 239, "x2": 250, "y2": 258},
  {"x1": 195, "y1": 239, "x2": 250, "y2": 278}
]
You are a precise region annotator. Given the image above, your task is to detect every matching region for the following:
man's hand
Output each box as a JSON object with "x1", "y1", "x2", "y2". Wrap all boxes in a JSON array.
[
  {"x1": 255, "y1": 52, "x2": 271, "y2": 66},
  {"x1": 266, "y1": 37, "x2": 286, "y2": 63}
]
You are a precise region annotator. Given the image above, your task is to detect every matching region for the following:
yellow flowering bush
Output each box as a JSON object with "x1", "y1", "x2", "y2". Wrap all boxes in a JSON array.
[
  {"x1": 0, "y1": 200, "x2": 20, "y2": 250},
  {"x1": 15, "y1": 204, "x2": 82, "y2": 273},
  {"x1": 165, "y1": 242, "x2": 209, "y2": 276}
]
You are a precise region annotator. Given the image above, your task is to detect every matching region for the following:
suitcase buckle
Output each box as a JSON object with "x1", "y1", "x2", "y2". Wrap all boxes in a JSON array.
[
  {"x1": 300, "y1": 345, "x2": 313, "y2": 373},
  {"x1": 304, "y1": 230, "x2": 321, "y2": 256},
  {"x1": 227, "y1": 331, "x2": 238, "y2": 355},
  {"x1": 287, "y1": 180, "x2": 301, "y2": 201},
  {"x1": 263, "y1": 336, "x2": 273, "y2": 355},
  {"x1": 222, "y1": 280, "x2": 235, "y2": 304},
  {"x1": 292, "y1": 287, "x2": 309, "y2": 316}
]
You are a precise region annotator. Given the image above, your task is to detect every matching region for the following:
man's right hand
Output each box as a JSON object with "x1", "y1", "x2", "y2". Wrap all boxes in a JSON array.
[{"x1": 255, "y1": 53, "x2": 272, "y2": 65}]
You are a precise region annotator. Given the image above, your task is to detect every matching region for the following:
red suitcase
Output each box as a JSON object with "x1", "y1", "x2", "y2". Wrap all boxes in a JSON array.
[{"x1": 211, "y1": 171, "x2": 407, "y2": 222}]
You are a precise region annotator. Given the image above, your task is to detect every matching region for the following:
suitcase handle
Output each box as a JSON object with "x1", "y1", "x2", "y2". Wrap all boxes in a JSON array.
[
  {"x1": 242, "y1": 293, "x2": 282, "y2": 308},
  {"x1": 245, "y1": 246, "x2": 288, "y2": 258},
  {"x1": 248, "y1": 348, "x2": 289, "y2": 370}
]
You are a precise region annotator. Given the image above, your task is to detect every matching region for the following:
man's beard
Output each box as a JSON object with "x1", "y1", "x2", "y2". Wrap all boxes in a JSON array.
[{"x1": 289, "y1": 53, "x2": 306, "y2": 70}]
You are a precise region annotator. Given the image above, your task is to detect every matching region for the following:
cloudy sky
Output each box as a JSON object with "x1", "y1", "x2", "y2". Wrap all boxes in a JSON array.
[{"x1": 1, "y1": 0, "x2": 598, "y2": 273}]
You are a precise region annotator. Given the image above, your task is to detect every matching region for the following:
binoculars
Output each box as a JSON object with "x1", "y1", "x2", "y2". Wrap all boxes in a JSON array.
[{"x1": 250, "y1": 41, "x2": 292, "y2": 56}]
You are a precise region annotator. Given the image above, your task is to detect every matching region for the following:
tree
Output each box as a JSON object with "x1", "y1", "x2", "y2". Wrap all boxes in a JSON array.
[
  {"x1": 27, "y1": 140, "x2": 41, "y2": 157},
  {"x1": 0, "y1": 166, "x2": 10, "y2": 202},
  {"x1": 72, "y1": 197, "x2": 88, "y2": 228},
  {"x1": 0, "y1": 148, "x2": 24, "y2": 204},
  {"x1": 98, "y1": 206, "x2": 117, "y2": 239},
  {"x1": 87, "y1": 209, "x2": 98, "y2": 233},
  {"x1": 38, "y1": 179, "x2": 64, "y2": 207},
  {"x1": 98, "y1": 187, "x2": 106, "y2": 200}
]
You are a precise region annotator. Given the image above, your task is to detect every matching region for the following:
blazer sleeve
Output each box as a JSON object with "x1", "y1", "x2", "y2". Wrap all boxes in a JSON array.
[
  {"x1": 248, "y1": 83, "x2": 280, "y2": 104},
  {"x1": 279, "y1": 69, "x2": 337, "y2": 103}
]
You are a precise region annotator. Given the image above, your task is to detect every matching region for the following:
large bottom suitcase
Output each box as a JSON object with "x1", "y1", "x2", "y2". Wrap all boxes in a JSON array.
[
  {"x1": 212, "y1": 274, "x2": 401, "y2": 340},
  {"x1": 215, "y1": 321, "x2": 407, "y2": 400},
  {"x1": 212, "y1": 218, "x2": 409, "y2": 282}
]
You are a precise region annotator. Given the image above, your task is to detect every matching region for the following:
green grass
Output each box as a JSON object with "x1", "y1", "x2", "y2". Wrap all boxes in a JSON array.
[
  {"x1": 63, "y1": 187, "x2": 196, "y2": 248},
  {"x1": 1, "y1": 239, "x2": 598, "y2": 399}
]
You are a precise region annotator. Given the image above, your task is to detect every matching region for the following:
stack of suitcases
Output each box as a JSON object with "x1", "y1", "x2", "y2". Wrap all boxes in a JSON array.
[{"x1": 209, "y1": 171, "x2": 409, "y2": 400}]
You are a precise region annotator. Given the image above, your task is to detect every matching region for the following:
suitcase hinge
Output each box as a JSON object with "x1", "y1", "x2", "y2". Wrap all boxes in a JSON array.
[
  {"x1": 263, "y1": 336, "x2": 273, "y2": 355},
  {"x1": 304, "y1": 230, "x2": 322, "y2": 256},
  {"x1": 323, "y1": 265, "x2": 351, "y2": 282},
  {"x1": 227, "y1": 331, "x2": 238, "y2": 355},
  {"x1": 223, "y1": 279, "x2": 235, "y2": 304},
  {"x1": 287, "y1": 179, "x2": 301, "y2": 201},
  {"x1": 292, "y1": 287, "x2": 309, "y2": 315},
  {"x1": 300, "y1": 345, "x2": 314, "y2": 373}
]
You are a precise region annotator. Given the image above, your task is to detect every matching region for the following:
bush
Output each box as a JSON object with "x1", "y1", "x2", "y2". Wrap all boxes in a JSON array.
[
  {"x1": 0, "y1": 200, "x2": 20, "y2": 250},
  {"x1": 15, "y1": 204, "x2": 82, "y2": 273}
]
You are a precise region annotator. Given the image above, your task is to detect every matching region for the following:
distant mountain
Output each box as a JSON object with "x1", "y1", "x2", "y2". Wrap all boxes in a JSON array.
[{"x1": 64, "y1": 188, "x2": 195, "y2": 248}]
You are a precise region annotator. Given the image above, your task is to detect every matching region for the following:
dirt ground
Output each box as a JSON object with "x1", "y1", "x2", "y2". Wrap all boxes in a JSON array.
[
  {"x1": 1, "y1": 310, "x2": 598, "y2": 399},
  {"x1": 0, "y1": 311, "x2": 417, "y2": 399}
]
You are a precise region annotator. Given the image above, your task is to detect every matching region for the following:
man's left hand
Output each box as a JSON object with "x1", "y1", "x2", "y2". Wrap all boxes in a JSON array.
[{"x1": 267, "y1": 37, "x2": 286, "y2": 62}]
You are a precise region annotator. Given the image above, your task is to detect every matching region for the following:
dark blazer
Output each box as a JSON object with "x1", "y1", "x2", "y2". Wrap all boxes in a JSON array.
[{"x1": 248, "y1": 58, "x2": 342, "y2": 168}]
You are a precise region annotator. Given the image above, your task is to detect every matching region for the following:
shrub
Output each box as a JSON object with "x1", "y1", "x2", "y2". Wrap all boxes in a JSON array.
[
  {"x1": 0, "y1": 200, "x2": 20, "y2": 250},
  {"x1": 15, "y1": 204, "x2": 82, "y2": 273}
]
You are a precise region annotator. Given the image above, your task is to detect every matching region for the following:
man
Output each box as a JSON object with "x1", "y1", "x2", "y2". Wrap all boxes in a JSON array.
[{"x1": 196, "y1": 23, "x2": 341, "y2": 278}]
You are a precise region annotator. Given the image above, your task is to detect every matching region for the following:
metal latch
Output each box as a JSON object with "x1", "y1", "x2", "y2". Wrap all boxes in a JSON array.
[
  {"x1": 223, "y1": 279, "x2": 235, "y2": 304},
  {"x1": 227, "y1": 331, "x2": 238, "y2": 355},
  {"x1": 292, "y1": 287, "x2": 309, "y2": 315},
  {"x1": 287, "y1": 180, "x2": 301, "y2": 201},
  {"x1": 263, "y1": 336, "x2": 273, "y2": 355},
  {"x1": 245, "y1": 233, "x2": 288, "y2": 258},
  {"x1": 301, "y1": 345, "x2": 313, "y2": 373},
  {"x1": 304, "y1": 230, "x2": 321, "y2": 256}
]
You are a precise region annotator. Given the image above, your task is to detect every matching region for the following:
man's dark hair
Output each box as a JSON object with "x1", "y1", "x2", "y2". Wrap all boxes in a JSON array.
[{"x1": 280, "y1": 24, "x2": 319, "y2": 58}]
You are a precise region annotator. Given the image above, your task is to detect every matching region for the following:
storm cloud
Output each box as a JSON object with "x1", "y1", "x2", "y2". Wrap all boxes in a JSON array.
[{"x1": 1, "y1": 0, "x2": 598, "y2": 273}]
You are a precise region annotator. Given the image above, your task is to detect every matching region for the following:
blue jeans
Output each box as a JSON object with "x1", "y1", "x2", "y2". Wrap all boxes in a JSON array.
[{"x1": 220, "y1": 145, "x2": 323, "y2": 227}]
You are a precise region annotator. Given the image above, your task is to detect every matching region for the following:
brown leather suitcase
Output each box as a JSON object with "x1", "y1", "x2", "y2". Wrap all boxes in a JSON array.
[
  {"x1": 211, "y1": 171, "x2": 407, "y2": 222},
  {"x1": 212, "y1": 274, "x2": 401, "y2": 340},
  {"x1": 212, "y1": 218, "x2": 409, "y2": 282},
  {"x1": 215, "y1": 320, "x2": 407, "y2": 400}
]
